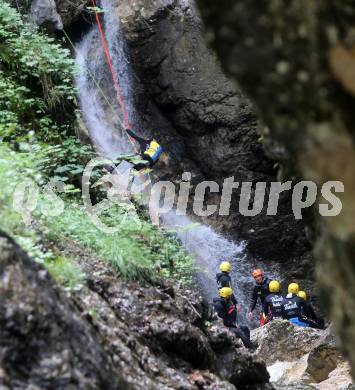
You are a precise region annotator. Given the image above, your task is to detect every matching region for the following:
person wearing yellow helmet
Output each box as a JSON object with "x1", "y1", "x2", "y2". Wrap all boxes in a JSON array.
[
  {"x1": 216, "y1": 261, "x2": 240, "y2": 311},
  {"x1": 281, "y1": 282, "x2": 309, "y2": 327},
  {"x1": 219, "y1": 287, "x2": 233, "y2": 298},
  {"x1": 288, "y1": 283, "x2": 300, "y2": 294},
  {"x1": 298, "y1": 291, "x2": 307, "y2": 300},
  {"x1": 262, "y1": 280, "x2": 284, "y2": 323},
  {"x1": 298, "y1": 291, "x2": 325, "y2": 330},
  {"x1": 213, "y1": 288, "x2": 254, "y2": 349}
]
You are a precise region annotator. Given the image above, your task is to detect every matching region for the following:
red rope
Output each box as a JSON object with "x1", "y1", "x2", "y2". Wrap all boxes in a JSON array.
[{"x1": 91, "y1": 0, "x2": 131, "y2": 130}]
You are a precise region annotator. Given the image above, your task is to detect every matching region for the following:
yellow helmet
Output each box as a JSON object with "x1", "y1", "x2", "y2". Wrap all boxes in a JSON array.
[
  {"x1": 298, "y1": 291, "x2": 307, "y2": 300},
  {"x1": 288, "y1": 283, "x2": 300, "y2": 294},
  {"x1": 219, "y1": 287, "x2": 233, "y2": 298},
  {"x1": 269, "y1": 280, "x2": 281, "y2": 293},
  {"x1": 219, "y1": 261, "x2": 231, "y2": 273}
]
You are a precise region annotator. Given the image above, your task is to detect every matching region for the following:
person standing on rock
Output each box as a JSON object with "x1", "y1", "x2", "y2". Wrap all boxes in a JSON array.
[
  {"x1": 216, "y1": 261, "x2": 241, "y2": 312},
  {"x1": 213, "y1": 287, "x2": 254, "y2": 350},
  {"x1": 298, "y1": 291, "x2": 325, "y2": 329},
  {"x1": 281, "y1": 283, "x2": 309, "y2": 327},
  {"x1": 262, "y1": 280, "x2": 284, "y2": 323},
  {"x1": 247, "y1": 269, "x2": 271, "y2": 326}
]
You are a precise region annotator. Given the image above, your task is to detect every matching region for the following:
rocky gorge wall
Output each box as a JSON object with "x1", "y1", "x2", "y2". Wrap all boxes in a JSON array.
[
  {"x1": 114, "y1": 0, "x2": 311, "y2": 265},
  {"x1": 22, "y1": 0, "x2": 313, "y2": 265},
  {"x1": 1, "y1": 1, "x2": 354, "y2": 387},
  {"x1": 0, "y1": 230, "x2": 271, "y2": 389},
  {"x1": 195, "y1": 0, "x2": 355, "y2": 380}
]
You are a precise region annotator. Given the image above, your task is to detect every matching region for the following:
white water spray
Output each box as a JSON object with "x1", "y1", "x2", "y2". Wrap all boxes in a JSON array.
[{"x1": 75, "y1": 0, "x2": 252, "y2": 308}]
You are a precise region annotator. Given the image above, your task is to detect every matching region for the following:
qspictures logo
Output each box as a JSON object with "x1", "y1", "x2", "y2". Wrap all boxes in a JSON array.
[{"x1": 12, "y1": 158, "x2": 344, "y2": 233}]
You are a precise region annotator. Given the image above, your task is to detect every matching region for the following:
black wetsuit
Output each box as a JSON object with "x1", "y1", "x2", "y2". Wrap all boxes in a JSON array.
[
  {"x1": 263, "y1": 293, "x2": 284, "y2": 321},
  {"x1": 126, "y1": 129, "x2": 154, "y2": 170},
  {"x1": 301, "y1": 300, "x2": 325, "y2": 329},
  {"x1": 249, "y1": 277, "x2": 271, "y2": 312},
  {"x1": 216, "y1": 272, "x2": 238, "y2": 305},
  {"x1": 213, "y1": 297, "x2": 253, "y2": 349},
  {"x1": 281, "y1": 294, "x2": 308, "y2": 320}
]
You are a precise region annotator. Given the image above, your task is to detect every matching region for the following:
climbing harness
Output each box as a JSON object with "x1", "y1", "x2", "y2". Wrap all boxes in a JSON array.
[{"x1": 144, "y1": 140, "x2": 163, "y2": 162}]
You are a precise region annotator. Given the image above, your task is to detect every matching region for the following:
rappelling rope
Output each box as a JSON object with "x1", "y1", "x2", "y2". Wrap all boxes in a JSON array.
[
  {"x1": 91, "y1": 0, "x2": 140, "y2": 154},
  {"x1": 63, "y1": 29, "x2": 125, "y2": 131},
  {"x1": 64, "y1": 5, "x2": 152, "y2": 196}
]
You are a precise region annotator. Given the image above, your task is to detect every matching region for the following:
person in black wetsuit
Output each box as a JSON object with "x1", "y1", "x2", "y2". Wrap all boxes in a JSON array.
[
  {"x1": 281, "y1": 283, "x2": 309, "y2": 327},
  {"x1": 247, "y1": 269, "x2": 271, "y2": 326},
  {"x1": 262, "y1": 280, "x2": 284, "y2": 323},
  {"x1": 298, "y1": 291, "x2": 325, "y2": 329},
  {"x1": 126, "y1": 128, "x2": 163, "y2": 171},
  {"x1": 213, "y1": 287, "x2": 254, "y2": 350},
  {"x1": 216, "y1": 261, "x2": 240, "y2": 310}
]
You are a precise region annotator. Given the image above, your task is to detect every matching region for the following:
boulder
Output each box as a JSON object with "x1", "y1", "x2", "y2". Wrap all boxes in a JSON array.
[
  {"x1": 251, "y1": 320, "x2": 353, "y2": 389},
  {"x1": 10, "y1": 0, "x2": 90, "y2": 28},
  {"x1": 0, "y1": 232, "x2": 125, "y2": 389},
  {"x1": 252, "y1": 320, "x2": 324, "y2": 364},
  {"x1": 28, "y1": 0, "x2": 63, "y2": 31}
]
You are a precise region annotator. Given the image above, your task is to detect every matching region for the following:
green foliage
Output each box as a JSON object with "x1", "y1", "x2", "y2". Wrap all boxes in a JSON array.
[
  {"x1": 0, "y1": 0, "x2": 76, "y2": 143},
  {"x1": 43, "y1": 202, "x2": 194, "y2": 282},
  {"x1": 0, "y1": 144, "x2": 86, "y2": 290},
  {"x1": 0, "y1": 143, "x2": 194, "y2": 284},
  {"x1": 0, "y1": 2, "x2": 195, "y2": 286},
  {"x1": 35, "y1": 138, "x2": 94, "y2": 183},
  {"x1": 45, "y1": 256, "x2": 86, "y2": 291}
]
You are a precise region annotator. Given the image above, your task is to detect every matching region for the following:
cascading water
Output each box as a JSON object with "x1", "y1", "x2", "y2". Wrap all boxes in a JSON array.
[{"x1": 75, "y1": 0, "x2": 254, "y2": 313}]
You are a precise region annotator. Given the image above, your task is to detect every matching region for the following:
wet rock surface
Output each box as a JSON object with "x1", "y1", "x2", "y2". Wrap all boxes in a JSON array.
[
  {"x1": 11, "y1": 0, "x2": 317, "y2": 307},
  {"x1": 28, "y1": 0, "x2": 63, "y2": 31},
  {"x1": 195, "y1": 0, "x2": 355, "y2": 381},
  {"x1": 71, "y1": 239, "x2": 270, "y2": 389},
  {"x1": 0, "y1": 232, "x2": 125, "y2": 389},
  {"x1": 114, "y1": 0, "x2": 310, "y2": 264},
  {"x1": 0, "y1": 231, "x2": 271, "y2": 389},
  {"x1": 10, "y1": 0, "x2": 89, "y2": 29},
  {"x1": 251, "y1": 320, "x2": 353, "y2": 389},
  {"x1": 99, "y1": 0, "x2": 324, "y2": 335}
]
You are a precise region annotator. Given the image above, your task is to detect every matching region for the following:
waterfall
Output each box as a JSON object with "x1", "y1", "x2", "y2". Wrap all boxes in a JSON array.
[{"x1": 74, "y1": 0, "x2": 252, "y2": 312}]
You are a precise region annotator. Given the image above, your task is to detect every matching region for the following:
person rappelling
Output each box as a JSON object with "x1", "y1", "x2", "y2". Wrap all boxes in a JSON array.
[
  {"x1": 126, "y1": 128, "x2": 163, "y2": 172},
  {"x1": 89, "y1": 3, "x2": 163, "y2": 175}
]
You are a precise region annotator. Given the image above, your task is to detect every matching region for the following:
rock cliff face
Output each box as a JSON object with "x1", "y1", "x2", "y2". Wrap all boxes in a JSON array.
[
  {"x1": 18, "y1": 0, "x2": 315, "y2": 281},
  {"x1": 0, "y1": 231, "x2": 270, "y2": 389},
  {"x1": 114, "y1": 0, "x2": 310, "y2": 263},
  {"x1": 195, "y1": 0, "x2": 355, "y2": 380}
]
